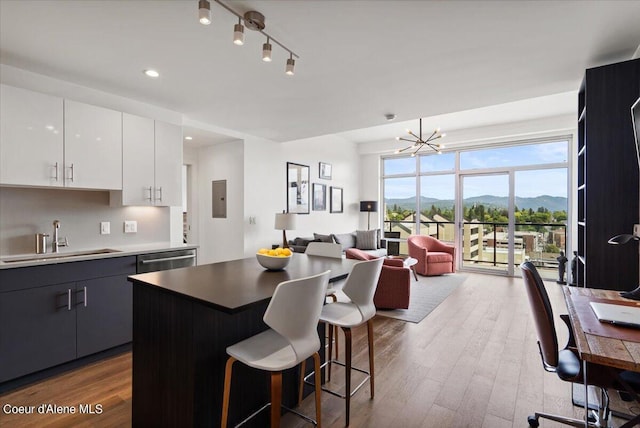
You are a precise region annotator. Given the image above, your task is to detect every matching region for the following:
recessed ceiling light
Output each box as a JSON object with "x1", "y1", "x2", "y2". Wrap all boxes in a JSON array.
[
  {"x1": 184, "y1": 136, "x2": 193, "y2": 140},
  {"x1": 144, "y1": 69, "x2": 160, "y2": 78}
]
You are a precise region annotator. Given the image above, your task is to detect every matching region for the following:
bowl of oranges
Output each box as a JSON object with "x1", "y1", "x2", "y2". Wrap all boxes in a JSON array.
[{"x1": 256, "y1": 247, "x2": 293, "y2": 270}]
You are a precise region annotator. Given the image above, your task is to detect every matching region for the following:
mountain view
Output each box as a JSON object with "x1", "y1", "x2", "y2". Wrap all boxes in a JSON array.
[{"x1": 384, "y1": 195, "x2": 567, "y2": 213}]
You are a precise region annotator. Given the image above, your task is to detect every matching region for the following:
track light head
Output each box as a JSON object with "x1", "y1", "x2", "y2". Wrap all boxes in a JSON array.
[
  {"x1": 262, "y1": 38, "x2": 272, "y2": 62},
  {"x1": 286, "y1": 56, "x2": 295, "y2": 75},
  {"x1": 233, "y1": 20, "x2": 244, "y2": 45},
  {"x1": 198, "y1": 0, "x2": 211, "y2": 25}
]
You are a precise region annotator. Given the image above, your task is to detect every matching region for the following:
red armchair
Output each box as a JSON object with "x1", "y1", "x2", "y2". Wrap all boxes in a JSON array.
[
  {"x1": 407, "y1": 235, "x2": 455, "y2": 276},
  {"x1": 346, "y1": 248, "x2": 410, "y2": 309}
]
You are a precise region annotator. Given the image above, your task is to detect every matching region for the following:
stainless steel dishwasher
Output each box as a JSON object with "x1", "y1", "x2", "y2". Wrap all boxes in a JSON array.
[{"x1": 136, "y1": 248, "x2": 197, "y2": 273}]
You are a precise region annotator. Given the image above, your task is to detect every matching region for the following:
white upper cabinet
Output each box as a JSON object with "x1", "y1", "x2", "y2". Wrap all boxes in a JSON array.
[
  {"x1": 122, "y1": 114, "x2": 182, "y2": 206},
  {"x1": 122, "y1": 113, "x2": 155, "y2": 205},
  {"x1": 154, "y1": 121, "x2": 182, "y2": 207},
  {"x1": 64, "y1": 100, "x2": 122, "y2": 190},
  {"x1": 0, "y1": 84, "x2": 64, "y2": 187}
]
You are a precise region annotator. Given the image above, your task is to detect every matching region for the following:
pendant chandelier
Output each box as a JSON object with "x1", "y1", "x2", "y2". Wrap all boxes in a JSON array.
[{"x1": 395, "y1": 118, "x2": 446, "y2": 157}]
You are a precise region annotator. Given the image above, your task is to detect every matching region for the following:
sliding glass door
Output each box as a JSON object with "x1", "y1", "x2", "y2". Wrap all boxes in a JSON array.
[{"x1": 459, "y1": 173, "x2": 511, "y2": 274}]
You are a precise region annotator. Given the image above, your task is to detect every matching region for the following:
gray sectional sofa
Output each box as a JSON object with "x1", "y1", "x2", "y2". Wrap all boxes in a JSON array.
[{"x1": 289, "y1": 230, "x2": 388, "y2": 258}]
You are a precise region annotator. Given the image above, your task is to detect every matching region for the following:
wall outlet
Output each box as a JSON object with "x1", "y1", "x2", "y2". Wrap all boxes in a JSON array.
[
  {"x1": 124, "y1": 220, "x2": 137, "y2": 234},
  {"x1": 634, "y1": 224, "x2": 640, "y2": 237},
  {"x1": 100, "y1": 221, "x2": 110, "y2": 235}
]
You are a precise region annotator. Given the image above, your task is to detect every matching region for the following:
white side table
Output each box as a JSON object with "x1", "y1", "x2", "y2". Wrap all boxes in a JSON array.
[{"x1": 387, "y1": 256, "x2": 419, "y2": 281}]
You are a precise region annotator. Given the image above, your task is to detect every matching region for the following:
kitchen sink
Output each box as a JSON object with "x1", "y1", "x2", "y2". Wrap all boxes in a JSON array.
[{"x1": 1, "y1": 248, "x2": 122, "y2": 263}]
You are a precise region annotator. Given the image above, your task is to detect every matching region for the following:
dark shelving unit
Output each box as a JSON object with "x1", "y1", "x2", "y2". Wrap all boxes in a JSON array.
[{"x1": 576, "y1": 58, "x2": 640, "y2": 291}]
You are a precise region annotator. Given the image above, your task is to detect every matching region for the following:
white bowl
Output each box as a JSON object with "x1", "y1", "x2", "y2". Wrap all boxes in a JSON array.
[{"x1": 256, "y1": 253, "x2": 292, "y2": 271}]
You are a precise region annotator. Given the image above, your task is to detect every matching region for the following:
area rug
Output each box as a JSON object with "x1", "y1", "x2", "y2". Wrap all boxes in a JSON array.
[{"x1": 375, "y1": 274, "x2": 467, "y2": 323}]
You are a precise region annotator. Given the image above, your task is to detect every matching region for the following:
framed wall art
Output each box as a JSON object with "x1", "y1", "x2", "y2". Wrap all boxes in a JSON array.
[
  {"x1": 330, "y1": 186, "x2": 343, "y2": 213},
  {"x1": 286, "y1": 162, "x2": 310, "y2": 214},
  {"x1": 319, "y1": 162, "x2": 332, "y2": 180},
  {"x1": 312, "y1": 183, "x2": 326, "y2": 211}
]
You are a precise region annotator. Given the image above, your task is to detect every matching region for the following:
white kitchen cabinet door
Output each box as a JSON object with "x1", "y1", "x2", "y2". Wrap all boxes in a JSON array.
[
  {"x1": 0, "y1": 84, "x2": 64, "y2": 187},
  {"x1": 154, "y1": 121, "x2": 182, "y2": 206},
  {"x1": 122, "y1": 113, "x2": 155, "y2": 205},
  {"x1": 64, "y1": 100, "x2": 122, "y2": 190}
]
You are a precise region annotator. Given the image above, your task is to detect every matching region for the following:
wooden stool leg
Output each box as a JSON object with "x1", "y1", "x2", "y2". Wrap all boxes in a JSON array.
[
  {"x1": 367, "y1": 319, "x2": 375, "y2": 399},
  {"x1": 221, "y1": 357, "x2": 236, "y2": 428},
  {"x1": 271, "y1": 371, "x2": 282, "y2": 428},
  {"x1": 298, "y1": 359, "x2": 306, "y2": 405},
  {"x1": 313, "y1": 352, "x2": 322, "y2": 428},
  {"x1": 343, "y1": 327, "x2": 352, "y2": 426}
]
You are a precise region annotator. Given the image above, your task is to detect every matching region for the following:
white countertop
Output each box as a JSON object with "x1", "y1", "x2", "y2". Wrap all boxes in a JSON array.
[{"x1": 0, "y1": 242, "x2": 198, "y2": 269}]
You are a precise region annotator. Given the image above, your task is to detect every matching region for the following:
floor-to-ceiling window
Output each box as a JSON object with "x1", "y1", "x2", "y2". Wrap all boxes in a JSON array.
[{"x1": 382, "y1": 138, "x2": 569, "y2": 279}]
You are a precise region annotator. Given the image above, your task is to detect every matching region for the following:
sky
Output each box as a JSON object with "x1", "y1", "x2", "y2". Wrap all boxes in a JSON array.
[{"x1": 384, "y1": 141, "x2": 568, "y2": 200}]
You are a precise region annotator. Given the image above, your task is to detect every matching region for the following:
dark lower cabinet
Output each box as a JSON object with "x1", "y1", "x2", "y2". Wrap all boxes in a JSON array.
[
  {"x1": 77, "y1": 275, "x2": 133, "y2": 358},
  {"x1": 0, "y1": 256, "x2": 136, "y2": 384},
  {"x1": 0, "y1": 282, "x2": 77, "y2": 382}
]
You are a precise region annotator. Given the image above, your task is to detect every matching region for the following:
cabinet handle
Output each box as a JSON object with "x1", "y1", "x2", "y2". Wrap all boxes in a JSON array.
[
  {"x1": 146, "y1": 186, "x2": 153, "y2": 201},
  {"x1": 67, "y1": 289, "x2": 72, "y2": 311},
  {"x1": 53, "y1": 162, "x2": 59, "y2": 181},
  {"x1": 83, "y1": 286, "x2": 87, "y2": 307},
  {"x1": 66, "y1": 163, "x2": 75, "y2": 182},
  {"x1": 156, "y1": 186, "x2": 163, "y2": 202}
]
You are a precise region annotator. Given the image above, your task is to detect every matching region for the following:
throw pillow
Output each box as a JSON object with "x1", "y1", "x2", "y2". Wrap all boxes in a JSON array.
[
  {"x1": 333, "y1": 232, "x2": 356, "y2": 252},
  {"x1": 356, "y1": 230, "x2": 377, "y2": 250},
  {"x1": 313, "y1": 233, "x2": 334, "y2": 243}
]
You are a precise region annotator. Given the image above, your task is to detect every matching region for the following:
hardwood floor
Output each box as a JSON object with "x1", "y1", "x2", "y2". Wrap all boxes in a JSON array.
[{"x1": 0, "y1": 273, "x2": 635, "y2": 427}]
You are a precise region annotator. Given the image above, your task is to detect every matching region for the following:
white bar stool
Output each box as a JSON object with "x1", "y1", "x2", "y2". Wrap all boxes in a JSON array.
[
  {"x1": 305, "y1": 242, "x2": 345, "y2": 362},
  {"x1": 304, "y1": 258, "x2": 384, "y2": 426},
  {"x1": 221, "y1": 270, "x2": 330, "y2": 428}
]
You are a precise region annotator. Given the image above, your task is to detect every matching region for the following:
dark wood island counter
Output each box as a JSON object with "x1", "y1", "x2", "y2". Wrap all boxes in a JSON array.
[{"x1": 128, "y1": 253, "x2": 356, "y2": 427}]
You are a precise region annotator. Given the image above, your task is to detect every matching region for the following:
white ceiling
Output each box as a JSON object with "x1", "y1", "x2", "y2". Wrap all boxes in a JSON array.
[{"x1": 1, "y1": 0, "x2": 639, "y2": 145}]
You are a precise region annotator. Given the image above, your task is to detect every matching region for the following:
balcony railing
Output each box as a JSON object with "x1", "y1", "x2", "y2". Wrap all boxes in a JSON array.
[{"x1": 383, "y1": 219, "x2": 567, "y2": 279}]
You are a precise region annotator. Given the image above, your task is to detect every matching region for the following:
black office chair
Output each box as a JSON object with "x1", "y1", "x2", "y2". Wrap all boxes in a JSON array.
[{"x1": 521, "y1": 261, "x2": 618, "y2": 427}]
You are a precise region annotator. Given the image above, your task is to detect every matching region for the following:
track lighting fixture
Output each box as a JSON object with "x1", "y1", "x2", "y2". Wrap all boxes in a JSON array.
[
  {"x1": 197, "y1": 0, "x2": 299, "y2": 75},
  {"x1": 198, "y1": 0, "x2": 211, "y2": 25},
  {"x1": 262, "y1": 37, "x2": 272, "y2": 62},
  {"x1": 395, "y1": 118, "x2": 446, "y2": 157},
  {"x1": 233, "y1": 18, "x2": 244, "y2": 45},
  {"x1": 285, "y1": 54, "x2": 295, "y2": 75}
]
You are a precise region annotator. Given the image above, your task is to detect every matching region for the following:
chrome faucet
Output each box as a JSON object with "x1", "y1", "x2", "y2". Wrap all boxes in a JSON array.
[{"x1": 52, "y1": 220, "x2": 69, "y2": 253}]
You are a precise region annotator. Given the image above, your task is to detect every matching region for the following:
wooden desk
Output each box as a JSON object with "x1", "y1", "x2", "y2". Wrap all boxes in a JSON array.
[
  {"x1": 562, "y1": 286, "x2": 640, "y2": 426},
  {"x1": 128, "y1": 253, "x2": 358, "y2": 427},
  {"x1": 563, "y1": 286, "x2": 640, "y2": 372}
]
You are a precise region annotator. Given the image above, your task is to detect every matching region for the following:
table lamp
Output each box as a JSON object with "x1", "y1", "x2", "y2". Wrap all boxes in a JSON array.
[
  {"x1": 608, "y1": 226, "x2": 640, "y2": 300},
  {"x1": 275, "y1": 211, "x2": 296, "y2": 249},
  {"x1": 359, "y1": 201, "x2": 378, "y2": 230}
]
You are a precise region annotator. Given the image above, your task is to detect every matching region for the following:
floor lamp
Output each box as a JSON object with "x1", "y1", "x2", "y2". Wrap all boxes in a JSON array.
[{"x1": 359, "y1": 201, "x2": 378, "y2": 230}]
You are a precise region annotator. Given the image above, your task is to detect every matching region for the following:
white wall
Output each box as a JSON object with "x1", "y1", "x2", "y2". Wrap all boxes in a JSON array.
[
  {"x1": 242, "y1": 136, "x2": 284, "y2": 255},
  {"x1": 186, "y1": 133, "x2": 362, "y2": 262},
  {"x1": 278, "y1": 134, "x2": 362, "y2": 239},
  {"x1": 194, "y1": 141, "x2": 245, "y2": 264}
]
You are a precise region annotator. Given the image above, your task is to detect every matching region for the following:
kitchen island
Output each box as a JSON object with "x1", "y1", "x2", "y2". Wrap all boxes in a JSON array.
[{"x1": 128, "y1": 253, "x2": 356, "y2": 427}]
